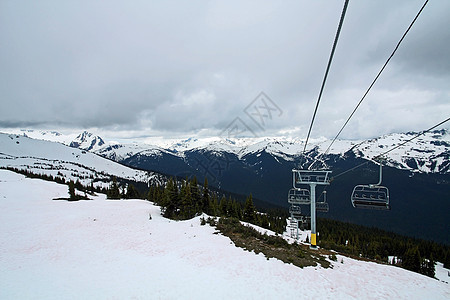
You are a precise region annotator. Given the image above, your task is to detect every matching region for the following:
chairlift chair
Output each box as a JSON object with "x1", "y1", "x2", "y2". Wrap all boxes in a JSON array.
[
  {"x1": 316, "y1": 191, "x2": 329, "y2": 213},
  {"x1": 351, "y1": 161, "x2": 390, "y2": 210},
  {"x1": 316, "y1": 202, "x2": 329, "y2": 213},
  {"x1": 289, "y1": 205, "x2": 302, "y2": 218},
  {"x1": 288, "y1": 188, "x2": 311, "y2": 204}
]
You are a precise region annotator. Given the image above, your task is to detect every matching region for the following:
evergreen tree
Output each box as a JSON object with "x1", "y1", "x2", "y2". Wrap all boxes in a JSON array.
[
  {"x1": 219, "y1": 195, "x2": 227, "y2": 216},
  {"x1": 201, "y1": 178, "x2": 210, "y2": 214},
  {"x1": 423, "y1": 254, "x2": 435, "y2": 278},
  {"x1": 402, "y1": 246, "x2": 421, "y2": 273},
  {"x1": 243, "y1": 194, "x2": 256, "y2": 223},
  {"x1": 147, "y1": 186, "x2": 155, "y2": 202},
  {"x1": 226, "y1": 197, "x2": 234, "y2": 217},
  {"x1": 212, "y1": 194, "x2": 219, "y2": 217},
  {"x1": 190, "y1": 176, "x2": 201, "y2": 214},
  {"x1": 68, "y1": 180, "x2": 76, "y2": 200},
  {"x1": 125, "y1": 184, "x2": 139, "y2": 199},
  {"x1": 107, "y1": 177, "x2": 120, "y2": 199},
  {"x1": 231, "y1": 199, "x2": 241, "y2": 219},
  {"x1": 163, "y1": 178, "x2": 179, "y2": 218},
  {"x1": 180, "y1": 180, "x2": 194, "y2": 219},
  {"x1": 444, "y1": 251, "x2": 450, "y2": 269},
  {"x1": 75, "y1": 179, "x2": 83, "y2": 192}
]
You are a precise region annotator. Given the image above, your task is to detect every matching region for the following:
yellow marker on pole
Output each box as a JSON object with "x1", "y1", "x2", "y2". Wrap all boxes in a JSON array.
[{"x1": 311, "y1": 233, "x2": 317, "y2": 246}]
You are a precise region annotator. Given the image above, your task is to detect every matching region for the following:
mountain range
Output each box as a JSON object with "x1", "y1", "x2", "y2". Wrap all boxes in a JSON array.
[{"x1": 2, "y1": 128, "x2": 449, "y2": 244}]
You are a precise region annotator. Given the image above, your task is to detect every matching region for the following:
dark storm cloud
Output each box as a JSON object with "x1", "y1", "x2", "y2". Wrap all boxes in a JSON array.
[{"x1": 0, "y1": 0, "x2": 448, "y2": 139}]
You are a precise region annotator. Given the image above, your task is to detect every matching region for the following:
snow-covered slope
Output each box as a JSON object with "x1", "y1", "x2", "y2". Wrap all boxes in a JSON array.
[
  {"x1": 0, "y1": 133, "x2": 162, "y2": 188},
  {"x1": 17, "y1": 129, "x2": 76, "y2": 144},
  {"x1": 1, "y1": 169, "x2": 449, "y2": 299},
  {"x1": 4, "y1": 129, "x2": 106, "y2": 152}
]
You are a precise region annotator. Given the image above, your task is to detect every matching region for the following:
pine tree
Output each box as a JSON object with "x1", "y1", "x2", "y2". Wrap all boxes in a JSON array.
[
  {"x1": 163, "y1": 178, "x2": 179, "y2": 218},
  {"x1": 107, "y1": 177, "x2": 120, "y2": 199},
  {"x1": 180, "y1": 180, "x2": 194, "y2": 219},
  {"x1": 231, "y1": 199, "x2": 241, "y2": 219},
  {"x1": 68, "y1": 180, "x2": 76, "y2": 200},
  {"x1": 125, "y1": 184, "x2": 139, "y2": 199},
  {"x1": 219, "y1": 195, "x2": 227, "y2": 216},
  {"x1": 75, "y1": 179, "x2": 83, "y2": 192},
  {"x1": 147, "y1": 186, "x2": 154, "y2": 202},
  {"x1": 444, "y1": 251, "x2": 450, "y2": 269},
  {"x1": 201, "y1": 178, "x2": 210, "y2": 214},
  {"x1": 226, "y1": 197, "x2": 234, "y2": 217},
  {"x1": 243, "y1": 194, "x2": 256, "y2": 223},
  {"x1": 209, "y1": 193, "x2": 218, "y2": 217},
  {"x1": 190, "y1": 176, "x2": 201, "y2": 214},
  {"x1": 402, "y1": 246, "x2": 421, "y2": 273}
]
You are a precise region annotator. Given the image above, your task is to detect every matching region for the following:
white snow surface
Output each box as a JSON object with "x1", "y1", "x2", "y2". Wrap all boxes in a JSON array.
[{"x1": 1, "y1": 169, "x2": 449, "y2": 299}]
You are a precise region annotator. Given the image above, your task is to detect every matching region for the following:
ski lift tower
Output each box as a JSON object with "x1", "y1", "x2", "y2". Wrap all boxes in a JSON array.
[{"x1": 292, "y1": 169, "x2": 331, "y2": 249}]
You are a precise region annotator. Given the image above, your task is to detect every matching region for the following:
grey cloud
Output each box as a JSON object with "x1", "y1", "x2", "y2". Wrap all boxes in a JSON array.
[{"x1": 0, "y1": 0, "x2": 448, "y2": 139}]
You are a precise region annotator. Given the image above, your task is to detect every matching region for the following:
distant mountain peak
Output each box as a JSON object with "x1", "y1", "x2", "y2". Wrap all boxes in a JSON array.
[{"x1": 70, "y1": 131, "x2": 105, "y2": 151}]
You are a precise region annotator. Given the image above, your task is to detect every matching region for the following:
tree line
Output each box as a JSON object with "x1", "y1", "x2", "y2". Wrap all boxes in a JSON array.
[
  {"x1": 317, "y1": 218, "x2": 449, "y2": 278},
  {"x1": 144, "y1": 176, "x2": 288, "y2": 234}
]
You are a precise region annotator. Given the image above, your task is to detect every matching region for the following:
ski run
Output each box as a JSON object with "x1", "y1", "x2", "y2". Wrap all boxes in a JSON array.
[{"x1": 1, "y1": 169, "x2": 449, "y2": 299}]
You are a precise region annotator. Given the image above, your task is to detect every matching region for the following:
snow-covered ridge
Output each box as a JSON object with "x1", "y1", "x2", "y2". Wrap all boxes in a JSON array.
[
  {"x1": 3, "y1": 128, "x2": 449, "y2": 174},
  {"x1": 0, "y1": 133, "x2": 162, "y2": 188},
  {"x1": 97, "y1": 130, "x2": 449, "y2": 173},
  {"x1": 348, "y1": 129, "x2": 450, "y2": 173},
  {"x1": 4, "y1": 129, "x2": 106, "y2": 152}
]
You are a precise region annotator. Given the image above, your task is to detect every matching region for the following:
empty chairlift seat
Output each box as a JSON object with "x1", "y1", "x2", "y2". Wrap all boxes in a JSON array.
[
  {"x1": 288, "y1": 188, "x2": 311, "y2": 204},
  {"x1": 351, "y1": 185, "x2": 390, "y2": 210},
  {"x1": 316, "y1": 201, "x2": 329, "y2": 213},
  {"x1": 289, "y1": 205, "x2": 302, "y2": 218}
]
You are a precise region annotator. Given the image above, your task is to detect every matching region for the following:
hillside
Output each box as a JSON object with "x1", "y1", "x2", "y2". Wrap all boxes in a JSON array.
[
  {"x1": 1, "y1": 169, "x2": 449, "y2": 299},
  {"x1": 0, "y1": 133, "x2": 164, "y2": 189}
]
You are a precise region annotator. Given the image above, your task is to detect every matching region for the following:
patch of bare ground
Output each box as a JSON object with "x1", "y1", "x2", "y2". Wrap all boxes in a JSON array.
[{"x1": 214, "y1": 217, "x2": 331, "y2": 269}]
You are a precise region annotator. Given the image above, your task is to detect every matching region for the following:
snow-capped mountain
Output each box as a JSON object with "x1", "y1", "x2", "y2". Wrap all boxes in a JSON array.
[
  {"x1": 93, "y1": 130, "x2": 449, "y2": 175},
  {"x1": 6, "y1": 128, "x2": 449, "y2": 174},
  {"x1": 347, "y1": 130, "x2": 449, "y2": 174},
  {"x1": 69, "y1": 131, "x2": 105, "y2": 151},
  {"x1": 5, "y1": 129, "x2": 106, "y2": 152}
]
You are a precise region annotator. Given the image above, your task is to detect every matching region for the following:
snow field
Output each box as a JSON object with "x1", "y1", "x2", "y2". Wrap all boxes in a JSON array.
[
  {"x1": 1, "y1": 170, "x2": 449, "y2": 299},
  {"x1": 0, "y1": 133, "x2": 159, "y2": 186}
]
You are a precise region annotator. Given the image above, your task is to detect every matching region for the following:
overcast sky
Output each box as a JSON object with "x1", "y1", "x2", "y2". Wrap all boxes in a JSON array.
[{"x1": 1, "y1": 0, "x2": 449, "y2": 141}]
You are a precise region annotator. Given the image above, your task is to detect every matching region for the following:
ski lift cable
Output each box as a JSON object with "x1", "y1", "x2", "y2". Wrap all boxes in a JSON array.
[
  {"x1": 323, "y1": 0, "x2": 429, "y2": 156},
  {"x1": 302, "y1": 0, "x2": 350, "y2": 155},
  {"x1": 330, "y1": 116, "x2": 450, "y2": 181}
]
